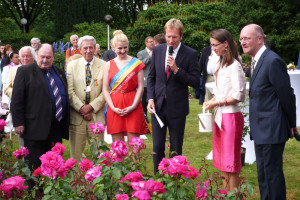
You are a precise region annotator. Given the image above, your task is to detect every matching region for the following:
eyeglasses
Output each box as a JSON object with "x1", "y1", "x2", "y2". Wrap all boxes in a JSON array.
[
  {"x1": 239, "y1": 37, "x2": 252, "y2": 42},
  {"x1": 210, "y1": 42, "x2": 223, "y2": 47}
]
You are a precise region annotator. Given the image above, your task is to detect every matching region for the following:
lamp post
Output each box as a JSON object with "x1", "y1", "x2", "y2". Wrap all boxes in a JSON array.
[
  {"x1": 20, "y1": 18, "x2": 27, "y2": 34},
  {"x1": 104, "y1": 15, "x2": 113, "y2": 50}
]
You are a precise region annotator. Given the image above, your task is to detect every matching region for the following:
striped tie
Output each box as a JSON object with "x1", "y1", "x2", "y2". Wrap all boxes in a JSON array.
[
  {"x1": 47, "y1": 71, "x2": 63, "y2": 121},
  {"x1": 251, "y1": 58, "x2": 256, "y2": 77},
  {"x1": 86, "y1": 63, "x2": 91, "y2": 104}
]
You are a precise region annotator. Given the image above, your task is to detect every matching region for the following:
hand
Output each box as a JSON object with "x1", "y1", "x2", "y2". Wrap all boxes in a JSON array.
[
  {"x1": 291, "y1": 127, "x2": 298, "y2": 137},
  {"x1": 203, "y1": 101, "x2": 217, "y2": 111},
  {"x1": 112, "y1": 107, "x2": 124, "y2": 116},
  {"x1": 80, "y1": 104, "x2": 93, "y2": 115},
  {"x1": 147, "y1": 100, "x2": 156, "y2": 114},
  {"x1": 167, "y1": 56, "x2": 179, "y2": 73},
  {"x1": 122, "y1": 106, "x2": 135, "y2": 116},
  {"x1": 83, "y1": 113, "x2": 92, "y2": 121},
  {"x1": 15, "y1": 125, "x2": 25, "y2": 135}
]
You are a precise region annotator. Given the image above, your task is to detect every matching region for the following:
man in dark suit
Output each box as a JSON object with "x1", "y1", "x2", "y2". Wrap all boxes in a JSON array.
[
  {"x1": 137, "y1": 36, "x2": 154, "y2": 114},
  {"x1": 240, "y1": 24, "x2": 297, "y2": 200},
  {"x1": 102, "y1": 39, "x2": 117, "y2": 62},
  {"x1": 11, "y1": 44, "x2": 69, "y2": 171},
  {"x1": 147, "y1": 18, "x2": 200, "y2": 173}
]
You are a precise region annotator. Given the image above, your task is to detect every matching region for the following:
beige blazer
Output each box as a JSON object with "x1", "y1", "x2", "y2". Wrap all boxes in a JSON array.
[
  {"x1": 4, "y1": 65, "x2": 21, "y2": 98},
  {"x1": 67, "y1": 57, "x2": 106, "y2": 125}
]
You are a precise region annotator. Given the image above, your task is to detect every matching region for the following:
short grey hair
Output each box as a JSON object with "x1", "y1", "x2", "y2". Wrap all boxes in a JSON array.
[
  {"x1": 78, "y1": 35, "x2": 96, "y2": 49},
  {"x1": 31, "y1": 37, "x2": 41, "y2": 44},
  {"x1": 19, "y1": 46, "x2": 36, "y2": 60},
  {"x1": 70, "y1": 34, "x2": 78, "y2": 41}
]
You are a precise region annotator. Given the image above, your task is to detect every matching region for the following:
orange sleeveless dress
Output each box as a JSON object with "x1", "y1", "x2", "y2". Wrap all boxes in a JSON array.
[{"x1": 106, "y1": 60, "x2": 147, "y2": 135}]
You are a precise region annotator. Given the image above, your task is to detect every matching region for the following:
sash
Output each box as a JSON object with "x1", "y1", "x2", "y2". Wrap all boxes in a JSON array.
[
  {"x1": 109, "y1": 57, "x2": 144, "y2": 95},
  {"x1": 104, "y1": 57, "x2": 144, "y2": 124}
]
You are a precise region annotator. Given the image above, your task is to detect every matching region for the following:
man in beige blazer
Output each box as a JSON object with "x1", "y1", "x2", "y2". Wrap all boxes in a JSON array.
[
  {"x1": 67, "y1": 35, "x2": 106, "y2": 162},
  {"x1": 4, "y1": 46, "x2": 35, "y2": 148}
]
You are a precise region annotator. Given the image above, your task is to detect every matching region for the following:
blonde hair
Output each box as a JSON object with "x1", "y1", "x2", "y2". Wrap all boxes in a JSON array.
[
  {"x1": 112, "y1": 30, "x2": 129, "y2": 47},
  {"x1": 164, "y1": 18, "x2": 184, "y2": 36}
]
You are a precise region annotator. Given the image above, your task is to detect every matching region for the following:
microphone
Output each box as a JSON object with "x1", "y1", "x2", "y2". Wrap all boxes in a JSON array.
[{"x1": 168, "y1": 46, "x2": 173, "y2": 71}]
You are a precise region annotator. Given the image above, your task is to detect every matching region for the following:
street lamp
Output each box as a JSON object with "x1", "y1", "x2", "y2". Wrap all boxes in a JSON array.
[
  {"x1": 104, "y1": 15, "x2": 113, "y2": 50},
  {"x1": 20, "y1": 18, "x2": 27, "y2": 34}
]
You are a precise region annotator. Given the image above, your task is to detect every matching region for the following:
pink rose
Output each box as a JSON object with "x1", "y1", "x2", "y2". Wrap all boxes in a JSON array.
[
  {"x1": 64, "y1": 158, "x2": 77, "y2": 170},
  {"x1": 158, "y1": 158, "x2": 171, "y2": 173},
  {"x1": 111, "y1": 140, "x2": 128, "y2": 159},
  {"x1": 188, "y1": 167, "x2": 199, "y2": 179},
  {"x1": 51, "y1": 143, "x2": 66, "y2": 156},
  {"x1": 85, "y1": 166, "x2": 102, "y2": 183},
  {"x1": 12, "y1": 147, "x2": 29, "y2": 159},
  {"x1": 40, "y1": 151, "x2": 64, "y2": 179},
  {"x1": 56, "y1": 165, "x2": 67, "y2": 179},
  {"x1": 115, "y1": 194, "x2": 129, "y2": 200},
  {"x1": 196, "y1": 180, "x2": 209, "y2": 200},
  {"x1": 0, "y1": 119, "x2": 7, "y2": 131},
  {"x1": 120, "y1": 171, "x2": 143, "y2": 183},
  {"x1": 129, "y1": 137, "x2": 146, "y2": 153},
  {"x1": 98, "y1": 151, "x2": 112, "y2": 166},
  {"x1": 0, "y1": 170, "x2": 2, "y2": 180},
  {"x1": 218, "y1": 189, "x2": 228, "y2": 195},
  {"x1": 79, "y1": 158, "x2": 94, "y2": 172},
  {"x1": 33, "y1": 167, "x2": 41, "y2": 177},
  {"x1": 0, "y1": 176, "x2": 28, "y2": 198},
  {"x1": 131, "y1": 181, "x2": 146, "y2": 191},
  {"x1": 172, "y1": 155, "x2": 189, "y2": 166},
  {"x1": 144, "y1": 179, "x2": 166, "y2": 195},
  {"x1": 132, "y1": 190, "x2": 151, "y2": 200},
  {"x1": 89, "y1": 122, "x2": 105, "y2": 134}
]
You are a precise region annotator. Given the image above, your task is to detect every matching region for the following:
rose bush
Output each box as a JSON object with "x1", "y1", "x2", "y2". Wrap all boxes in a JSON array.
[{"x1": 0, "y1": 122, "x2": 253, "y2": 199}]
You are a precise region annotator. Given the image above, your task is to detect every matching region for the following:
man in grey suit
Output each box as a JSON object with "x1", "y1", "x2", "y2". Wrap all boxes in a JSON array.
[
  {"x1": 240, "y1": 24, "x2": 297, "y2": 200},
  {"x1": 137, "y1": 36, "x2": 154, "y2": 114}
]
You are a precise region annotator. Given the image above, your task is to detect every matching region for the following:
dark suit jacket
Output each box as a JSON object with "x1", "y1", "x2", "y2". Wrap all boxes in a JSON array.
[
  {"x1": 249, "y1": 48, "x2": 296, "y2": 144},
  {"x1": 199, "y1": 46, "x2": 211, "y2": 84},
  {"x1": 147, "y1": 43, "x2": 200, "y2": 117},
  {"x1": 11, "y1": 63, "x2": 70, "y2": 141},
  {"x1": 137, "y1": 48, "x2": 152, "y2": 87},
  {"x1": 102, "y1": 49, "x2": 116, "y2": 62}
]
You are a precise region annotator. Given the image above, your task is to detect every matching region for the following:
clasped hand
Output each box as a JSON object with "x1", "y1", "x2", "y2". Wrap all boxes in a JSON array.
[
  {"x1": 203, "y1": 100, "x2": 217, "y2": 111},
  {"x1": 113, "y1": 106, "x2": 135, "y2": 116}
]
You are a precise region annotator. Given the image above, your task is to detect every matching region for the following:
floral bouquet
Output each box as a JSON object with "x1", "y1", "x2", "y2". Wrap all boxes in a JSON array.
[{"x1": 287, "y1": 62, "x2": 297, "y2": 71}]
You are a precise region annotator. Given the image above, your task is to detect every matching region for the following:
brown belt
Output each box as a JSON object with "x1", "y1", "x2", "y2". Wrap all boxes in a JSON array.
[{"x1": 117, "y1": 89, "x2": 136, "y2": 93}]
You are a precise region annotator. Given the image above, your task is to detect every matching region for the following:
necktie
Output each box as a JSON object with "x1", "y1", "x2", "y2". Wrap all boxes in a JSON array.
[
  {"x1": 46, "y1": 71, "x2": 63, "y2": 121},
  {"x1": 250, "y1": 58, "x2": 256, "y2": 77},
  {"x1": 86, "y1": 63, "x2": 91, "y2": 104}
]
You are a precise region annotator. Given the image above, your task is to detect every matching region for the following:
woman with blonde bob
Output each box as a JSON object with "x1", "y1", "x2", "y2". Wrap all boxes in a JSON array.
[
  {"x1": 204, "y1": 29, "x2": 246, "y2": 191},
  {"x1": 103, "y1": 30, "x2": 147, "y2": 142}
]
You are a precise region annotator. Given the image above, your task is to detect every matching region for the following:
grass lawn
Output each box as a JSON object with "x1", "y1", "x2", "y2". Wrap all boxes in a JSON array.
[{"x1": 7, "y1": 99, "x2": 300, "y2": 199}]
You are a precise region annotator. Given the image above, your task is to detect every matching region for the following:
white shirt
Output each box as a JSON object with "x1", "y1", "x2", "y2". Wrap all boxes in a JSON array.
[
  {"x1": 213, "y1": 59, "x2": 246, "y2": 128},
  {"x1": 207, "y1": 49, "x2": 220, "y2": 75},
  {"x1": 253, "y1": 45, "x2": 267, "y2": 69},
  {"x1": 146, "y1": 47, "x2": 152, "y2": 55},
  {"x1": 165, "y1": 43, "x2": 181, "y2": 72}
]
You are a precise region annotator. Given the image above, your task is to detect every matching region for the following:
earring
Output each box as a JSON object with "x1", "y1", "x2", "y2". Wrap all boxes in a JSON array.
[{"x1": 225, "y1": 46, "x2": 228, "y2": 51}]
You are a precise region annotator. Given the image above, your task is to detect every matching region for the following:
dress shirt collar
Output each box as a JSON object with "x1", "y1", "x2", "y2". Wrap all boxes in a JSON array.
[
  {"x1": 84, "y1": 57, "x2": 95, "y2": 68},
  {"x1": 71, "y1": 46, "x2": 78, "y2": 51},
  {"x1": 146, "y1": 47, "x2": 152, "y2": 54},
  {"x1": 166, "y1": 42, "x2": 181, "y2": 58},
  {"x1": 253, "y1": 45, "x2": 267, "y2": 68}
]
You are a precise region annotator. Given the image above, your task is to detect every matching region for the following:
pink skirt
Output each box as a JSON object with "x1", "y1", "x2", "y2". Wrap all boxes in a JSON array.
[{"x1": 213, "y1": 112, "x2": 244, "y2": 173}]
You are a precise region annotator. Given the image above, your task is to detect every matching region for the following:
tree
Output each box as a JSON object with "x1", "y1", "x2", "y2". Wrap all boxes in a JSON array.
[
  {"x1": 0, "y1": 0, "x2": 53, "y2": 33},
  {"x1": 54, "y1": 0, "x2": 108, "y2": 38}
]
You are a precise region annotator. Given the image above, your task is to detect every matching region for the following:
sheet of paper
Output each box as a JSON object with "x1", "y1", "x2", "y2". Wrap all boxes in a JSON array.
[{"x1": 149, "y1": 108, "x2": 164, "y2": 128}]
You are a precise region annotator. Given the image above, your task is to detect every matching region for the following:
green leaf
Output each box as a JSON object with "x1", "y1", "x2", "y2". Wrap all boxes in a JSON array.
[
  {"x1": 177, "y1": 188, "x2": 186, "y2": 198},
  {"x1": 112, "y1": 168, "x2": 121, "y2": 179},
  {"x1": 44, "y1": 185, "x2": 53, "y2": 194}
]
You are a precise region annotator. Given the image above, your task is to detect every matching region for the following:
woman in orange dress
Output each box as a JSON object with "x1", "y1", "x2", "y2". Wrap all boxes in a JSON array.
[{"x1": 103, "y1": 30, "x2": 147, "y2": 142}]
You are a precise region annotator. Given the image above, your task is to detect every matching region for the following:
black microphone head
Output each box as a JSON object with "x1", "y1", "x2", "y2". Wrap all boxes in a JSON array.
[{"x1": 169, "y1": 46, "x2": 173, "y2": 55}]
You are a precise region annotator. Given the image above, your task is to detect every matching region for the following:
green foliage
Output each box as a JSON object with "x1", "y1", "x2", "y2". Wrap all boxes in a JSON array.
[
  {"x1": 126, "y1": 2, "x2": 239, "y2": 57},
  {"x1": 62, "y1": 22, "x2": 114, "y2": 52},
  {"x1": 226, "y1": 0, "x2": 300, "y2": 63}
]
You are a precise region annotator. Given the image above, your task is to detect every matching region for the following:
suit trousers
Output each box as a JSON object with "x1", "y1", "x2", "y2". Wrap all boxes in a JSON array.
[
  {"x1": 142, "y1": 87, "x2": 147, "y2": 115},
  {"x1": 254, "y1": 142, "x2": 286, "y2": 200},
  {"x1": 24, "y1": 120, "x2": 64, "y2": 171},
  {"x1": 151, "y1": 100, "x2": 186, "y2": 174},
  {"x1": 69, "y1": 118, "x2": 104, "y2": 162}
]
